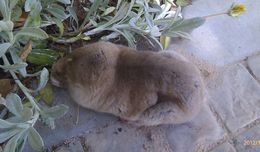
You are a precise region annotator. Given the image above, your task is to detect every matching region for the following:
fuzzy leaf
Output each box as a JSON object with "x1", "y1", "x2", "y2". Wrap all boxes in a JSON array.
[
  {"x1": 51, "y1": 18, "x2": 64, "y2": 37},
  {"x1": 24, "y1": 0, "x2": 39, "y2": 12},
  {"x1": 14, "y1": 27, "x2": 48, "y2": 42},
  {"x1": 44, "y1": 104, "x2": 69, "y2": 119},
  {"x1": 23, "y1": 0, "x2": 42, "y2": 27},
  {"x1": 81, "y1": 0, "x2": 102, "y2": 27},
  {"x1": 67, "y1": 6, "x2": 78, "y2": 25},
  {"x1": 3, "y1": 133, "x2": 20, "y2": 152},
  {"x1": 9, "y1": 0, "x2": 20, "y2": 10},
  {"x1": 20, "y1": 107, "x2": 33, "y2": 121},
  {"x1": 34, "y1": 68, "x2": 49, "y2": 91},
  {"x1": 9, "y1": 50, "x2": 27, "y2": 77},
  {"x1": 11, "y1": 6, "x2": 22, "y2": 22},
  {"x1": 28, "y1": 127, "x2": 44, "y2": 151},
  {"x1": 0, "y1": 43, "x2": 12, "y2": 58},
  {"x1": 0, "y1": 21, "x2": 14, "y2": 32},
  {"x1": 0, "y1": 0, "x2": 9, "y2": 19},
  {"x1": 0, "y1": 62, "x2": 28, "y2": 71},
  {"x1": 176, "y1": 0, "x2": 191, "y2": 6},
  {"x1": 0, "y1": 128, "x2": 21, "y2": 143},
  {"x1": 6, "y1": 93, "x2": 23, "y2": 116},
  {"x1": 101, "y1": 7, "x2": 115, "y2": 16},
  {"x1": 58, "y1": 0, "x2": 71, "y2": 4},
  {"x1": 163, "y1": 17, "x2": 205, "y2": 36},
  {"x1": 46, "y1": 7, "x2": 68, "y2": 21},
  {"x1": 0, "y1": 119, "x2": 15, "y2": 129}
]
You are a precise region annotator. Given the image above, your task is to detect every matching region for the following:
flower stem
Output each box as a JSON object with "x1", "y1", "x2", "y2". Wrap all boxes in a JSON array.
[{"x1": 203, "y1": 12, "x2": 228, "y2": 19}]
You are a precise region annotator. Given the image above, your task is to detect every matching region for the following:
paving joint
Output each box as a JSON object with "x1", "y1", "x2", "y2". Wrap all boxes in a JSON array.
[
  {"x1": 243, "y1": 59, "x2": 260, "y2": 84},
  {"x1": 205, "y1": 117, "x2": 260, "y2": 151},
  {"x1": 205, "y1": 103, "x2": 236, "y2": 151}
]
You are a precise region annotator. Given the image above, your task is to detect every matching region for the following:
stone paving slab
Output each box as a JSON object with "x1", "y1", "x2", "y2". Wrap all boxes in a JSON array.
[
  {"x1": 169, "y1": 0, "x2": 260, "y2": 66},
  {"x1": 51, "y1": 104, "x2": 223, "y2": 152},
  {"x1": 234, "y1": 124, "x2": 260, "y2": 152},
  {"x1": 210, "y1": 142, "x2": 236, "y2": 152},
  {"x1": 166, "y1": 104, "x2": 223, "y2": 152},
  {"x1": 206, "y1": 64, "x2": 260, "y2": 132},
  {"x1": 24, "y1": 89, "x2": 118, "y2": 151}
]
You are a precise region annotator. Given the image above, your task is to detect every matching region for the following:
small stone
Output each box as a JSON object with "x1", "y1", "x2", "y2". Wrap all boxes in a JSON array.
[{"x1": 117, "y1": 128, "x2": 122, "y2": 132}]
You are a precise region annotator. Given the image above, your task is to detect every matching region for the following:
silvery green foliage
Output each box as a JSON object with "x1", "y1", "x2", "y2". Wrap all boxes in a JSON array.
[
  {"x1": 0, "y1": 0, "x2": 68, "y2": 151},
  {"x1": 82, "y1": 0, "x2": 205, "y2": 49}
]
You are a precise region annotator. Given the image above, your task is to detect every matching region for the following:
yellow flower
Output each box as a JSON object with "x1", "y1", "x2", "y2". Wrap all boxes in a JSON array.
[{"x1": 228, "y1": 4, "x2": 247, "y2": 17}]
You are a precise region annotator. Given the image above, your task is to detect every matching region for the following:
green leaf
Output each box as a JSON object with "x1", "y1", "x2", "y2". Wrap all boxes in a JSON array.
[
  {"x1": 20, "y1": 107, "x2": 33, "y2": 121},
  {"x1": 14, "y1": 27, "x2": 48, "y2": 42},
  {"x1": 0, "y1": 129, "x2": 21, "y2": 143},
  {"x1": 9, "y1": 0, "x2": 20, "y2": 10},
  {"x1": 16, "y1": 135, "x2": 28, "y2": 152},
  {"x1": 28, "y1": 127, "x2": 44, "y2": 151},
  {"x1": 0, "y1": 119, "x2": 14, "y2": 129},
  {"x1": 81, "y1": 0, "x2": 103, "y2": 28},
  {"x1": 150, "y1": 26, "x2": 161, "y2": 37},
  {"x1": 67, "y1": 6, "x2": 78, "y2": 25},
  {"x1": 0, "y1": 43, "x2": 11, "y2": 58},
  {"x1": 23, "y1": 0, "x2": 42, "y2": 27},
  {"x1": 6, "y1": 93, "x2": 23, "y2": 116},
  {"x1": 169, "y1": 31, "x2": 191, "y2": 39},
  {"x1": 27, "y1": 49, "x2": 60, "y2": 65},
  {"x1": 40, "y1": 84, "x2": 54, "y2": 106},
  {"x1": 52, "y1": 18, "x2": 64, "y2": 37},
  {"x1": 11, "y1": 6, "x2": 22, "y2": 22},
  {"x1": 25, "y1": 0, "x2": 39, "y2": 12},
  {"x1": 34, "y1": 68, "x2": 49, "y2": 91},
  {"x1": 9, "y1": 50, "x2": 27, "y2": 77},
  {"x1": 0, "y1": 0, "x2": 9, "y2": 19},
  {"x1": 46, "y1": 7, "x2": 68, "y2": 21},
  {"x1": 39, "y1": 113, "x2": 55, "y2": 129},
  {"x1": 176, "y1": 0, "x2": 191, "y2": 6},
  {"x1": 44, "y1": 104, "x2": 69, "y2": 119},
  {"x1": 163, "y1": 17, "x2": 205, "y2": 36},
  {"x1": 57, "y1": 0, "x2": 71, "y2": 4},
  {"x1": 101, "y1": 7, "x2": 115, "y2": 16},
  {"x1": 85, "y1": 1, "x2": 129, "y2": 35},
  {"x1": 0, "y1": 20, "x2": 14, "y2": 32},
  {"x1": 3, "y1": 132, "x2": 21, "y2": 152},
  {"x1": 0, "y1": 62, "x2": 28, "y2": 71}
]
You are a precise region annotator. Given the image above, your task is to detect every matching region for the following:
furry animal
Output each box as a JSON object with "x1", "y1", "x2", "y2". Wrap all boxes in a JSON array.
[{"x1": 51, "y1": 42, "x2": 205, "y2": 126}]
